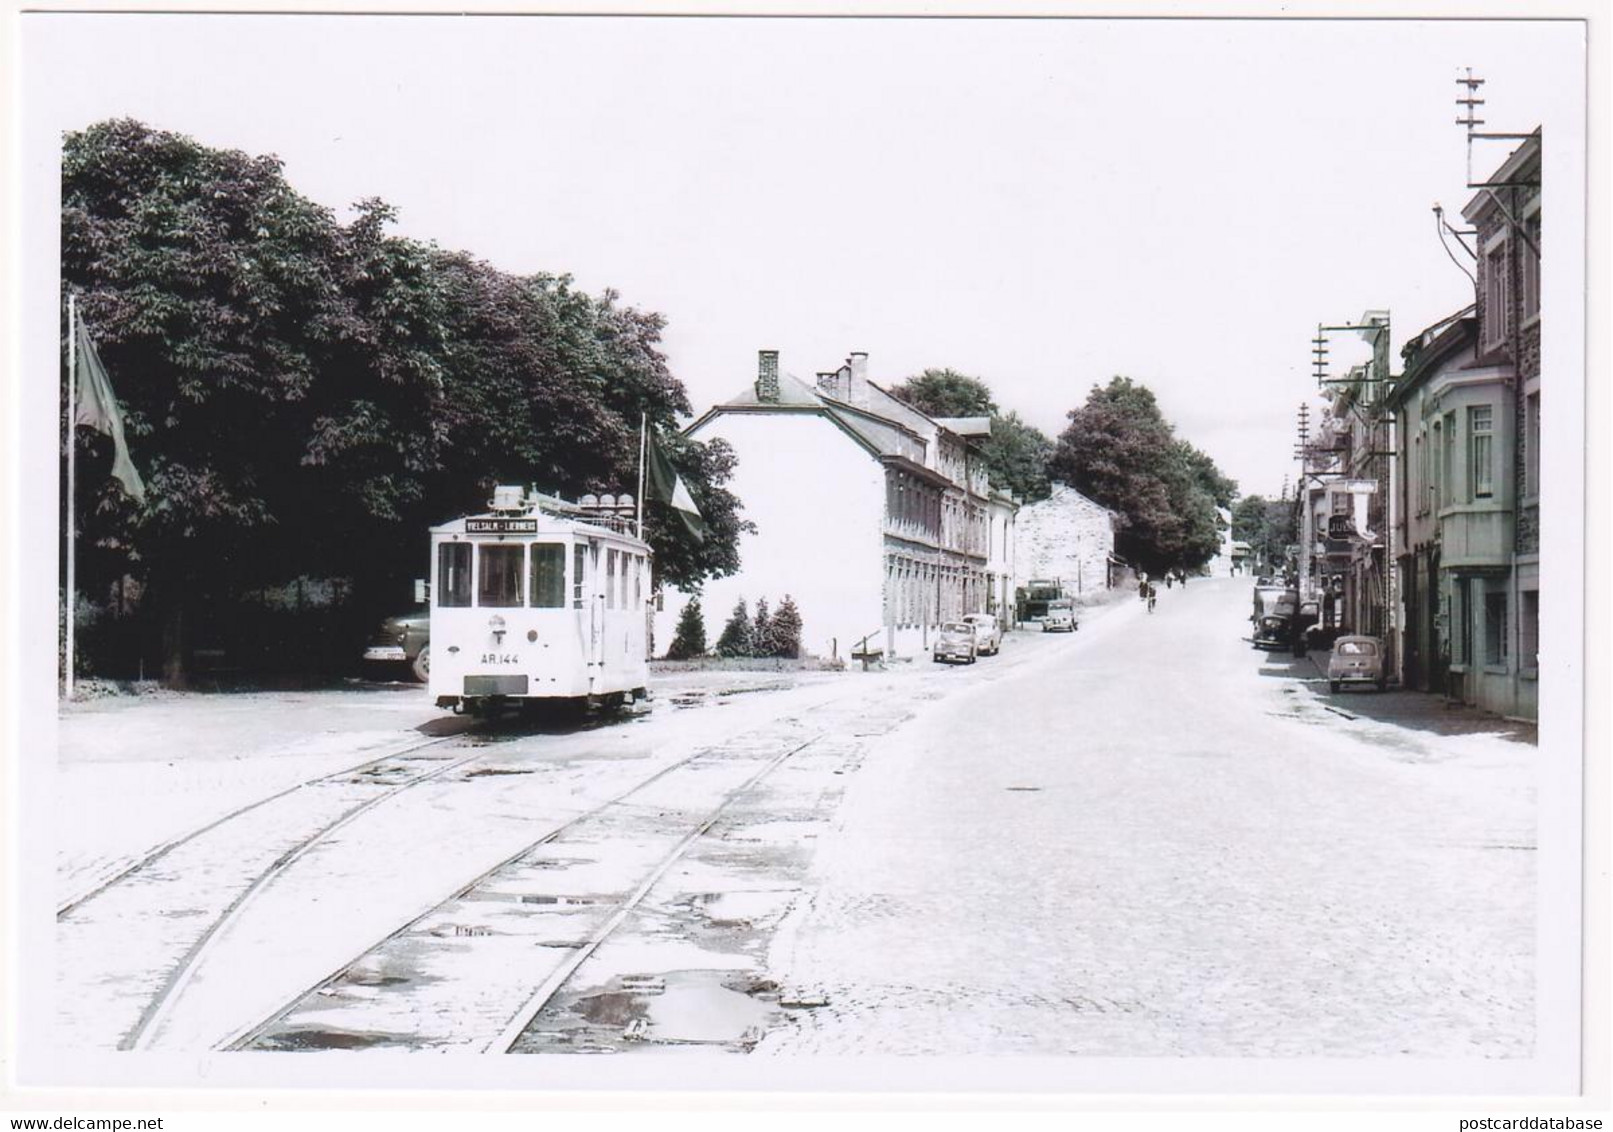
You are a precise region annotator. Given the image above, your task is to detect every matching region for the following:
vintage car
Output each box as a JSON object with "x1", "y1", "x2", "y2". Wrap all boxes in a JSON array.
[
  {"x1": 1251, "y1": 586, "x2": 1301, "y2": 651},
  {"x1": 363, "y1": 608, "x2": 431, "y2": 682},
  {"x1": 932, "y1": 621, "x2": 979, "y2": 664},
  {"x1": 1328, "y1": 635, "x2": 1387, "y2": 692},
  {"x1": 962, "y1": 613, "x2": 1003, "y2": 655},
  {"x1": 1041, "y1": 599, "x2": 1077, "y2": 633}
]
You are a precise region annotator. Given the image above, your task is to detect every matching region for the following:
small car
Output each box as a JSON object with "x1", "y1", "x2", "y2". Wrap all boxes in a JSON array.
[
  {"x1": 1328, "y1": 635, "x2": 1386, "y2": 692},
  {"x1": 363, "y1": 609, "x2": 431, "y2": 682},
  {"x1": 932, "y1": 621, "x2": 979, "y2": 664},
  {"x1": 1041, "y1": 600, "x2": 1077, "y2": 632},
  {"x1": 962, "y1": 613, "x2": 1003, "y2": 655}
]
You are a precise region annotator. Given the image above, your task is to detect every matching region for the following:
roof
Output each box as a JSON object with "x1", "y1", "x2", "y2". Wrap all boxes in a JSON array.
[
  {"x1": 1387, "y1": 311, "x2": 1479, "y2": 409},
  {"x1": 689, "y1": 366, "x2": 985, "y2": 476}
]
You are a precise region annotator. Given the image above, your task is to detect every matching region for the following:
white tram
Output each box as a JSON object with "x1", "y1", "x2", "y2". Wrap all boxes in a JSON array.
[{"x1": 430, "y1": 486, "x2": 651, "y2": 715}]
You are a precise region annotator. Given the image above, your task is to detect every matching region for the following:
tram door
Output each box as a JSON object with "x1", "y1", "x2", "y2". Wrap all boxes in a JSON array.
[{"x1": 586, "y1": 538, "x2": 605, "y2": 688}]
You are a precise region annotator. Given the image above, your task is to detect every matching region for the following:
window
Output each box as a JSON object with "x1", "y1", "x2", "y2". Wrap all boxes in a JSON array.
[
  {"x1": 1416, "y1": 433, "x2": 1428, "y2": 515},
  {"x1": 1525, "y1": 393, "x2": 1541, "y2": 498},
  {"x1": 572, "y1": 544, "x2": 588, "y2": 608},
  {"x1": 437, "y1": 543, "x2": 472, "y2": 607},
  {"x1": 632, "y1": 555, "x2": 643, "y2": 608},
  {"x1": 1484, "y1": 591, "x2": 1508, "y2": 667},
  {"x1": 1520, "y1": 589, "x2": 1539, "y2": 671},
  {"x1": 477, "y1": 544, "x2": 523, "y2": 607},
  {"x1": 1482, "y1": 241, "x2": 1510, "y2": 350},
  {"x1": 1441, "y1": 413, "x2": 1456, "y2": 507},
  {"x1": 605, "y1": 549, "x2": 617, "y2": 610},
  {"x1": 1470, "y1": 405, "x2": 1494, "y2": 499},
  {"x1": 1521, "y1": 215, "x2": 1541, "y2": 320},
  {"x1": 528, "y1": 543, "x2": 566, "y2": 608}
]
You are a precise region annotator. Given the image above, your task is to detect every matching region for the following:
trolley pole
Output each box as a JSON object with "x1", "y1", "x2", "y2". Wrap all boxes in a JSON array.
[{"x1": 65, "y1": 293, "x2": 77, "y2": 699}]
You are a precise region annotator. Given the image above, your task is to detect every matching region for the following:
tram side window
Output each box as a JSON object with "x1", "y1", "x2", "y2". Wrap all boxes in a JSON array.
[
  {"x1": 529, "y1": 543, "x2": 566, "y2": 608},
  {"x1": 477, "y1": 544, "x2": 524, "y2": 607},
  {"x1": 438, "y1": 543, "x2": 472, "y2": 607},
  {"x1": 573, "y1": 545, "x2": 587, "y2": 608},
  {"x1": 632, "y1": 555, "x2": 642, "y2": 608},
  {"x1": 605, "y1": 550, "x2": 618, "y2": 610}
]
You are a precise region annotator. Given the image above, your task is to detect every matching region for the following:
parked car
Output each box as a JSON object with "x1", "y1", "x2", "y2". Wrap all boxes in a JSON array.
[
  {"x1": 1041, "y1": 599, "x2": 1077, "y2": 633},
  {"x1": 932, "y1": 621, "x2": 979, "y2": 664},
  {"x1": 363, "y1": 609, "x2": 431, "y2": 682},
  {"x1": 1328, "y1": 634, "x2": 1386, "y2": 692},
  {"x1": 962, "y1": 613, "x2": 1003, "y2": 655},
  {"x1": 1251, "y1": 586, "x2": 1300, "y2": 651}
]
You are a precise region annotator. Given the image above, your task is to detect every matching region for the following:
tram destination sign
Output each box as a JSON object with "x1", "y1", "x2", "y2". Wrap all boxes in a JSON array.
[{"x1": 466, "y1": 518, "x2": 539, "y2": 534}]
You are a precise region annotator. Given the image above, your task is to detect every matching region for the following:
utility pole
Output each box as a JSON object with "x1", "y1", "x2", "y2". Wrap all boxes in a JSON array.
[{"x1": 1294, "y1": 402, "x2": 1311, "y2": 596}]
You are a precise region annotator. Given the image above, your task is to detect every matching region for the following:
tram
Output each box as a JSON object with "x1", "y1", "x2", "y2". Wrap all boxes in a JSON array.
[{"x1": 429, "y1": 485, "x2": 651, "y2": 715}]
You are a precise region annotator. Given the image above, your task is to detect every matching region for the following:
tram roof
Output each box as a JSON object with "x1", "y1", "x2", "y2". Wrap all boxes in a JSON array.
[{"x1": 431, "y1": 507, "x2": 648, "y2": 547}]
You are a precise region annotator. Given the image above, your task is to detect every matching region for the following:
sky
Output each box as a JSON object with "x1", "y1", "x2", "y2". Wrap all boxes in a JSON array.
[{"x1": 20, "y1": 12, "x2": 1585, "y2": 499}]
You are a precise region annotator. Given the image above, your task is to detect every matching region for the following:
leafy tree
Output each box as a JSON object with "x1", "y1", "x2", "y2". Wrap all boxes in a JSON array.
[
  {"x1": 60, "y1": 119, "x2": 751, "y2": 684},
  {"x1": 665, "y1": 596, "x2": 707, "y2": 660},
  {"x1": 887, "y1": 368, "x2": 1054, "y2": 502},
  {"x1": 886, "y1": 368, "x2": 996, "y2": 417},
  {"x1": 1049, "y1": 376, "x2": 1233, "y2": 574},
  {"x1": 1232, "y1": 494, "x2": 1297, "y2": 574},
  {"x1": 713, "y1": 598, "x2": 754, "y2": 658},
  {"x1": 765, "y1": 595, "x2": 803, "y2": 658}
]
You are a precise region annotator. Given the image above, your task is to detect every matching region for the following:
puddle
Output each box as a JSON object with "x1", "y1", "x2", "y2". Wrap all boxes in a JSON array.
[
  {"x1": 251, "y1": 1026, "x2": 413, "y2": 1051},
  {"x1": 462, "y1": 766, "x2": 536, "y2": 778}
]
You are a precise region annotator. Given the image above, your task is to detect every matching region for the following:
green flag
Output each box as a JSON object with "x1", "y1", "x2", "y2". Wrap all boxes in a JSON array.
[
  {"x1": 73, "y1": 318, "x2": 145, "y2": 505},
  {"x1": 647, "y1": 431, "x2": 704, "y2": 542}
]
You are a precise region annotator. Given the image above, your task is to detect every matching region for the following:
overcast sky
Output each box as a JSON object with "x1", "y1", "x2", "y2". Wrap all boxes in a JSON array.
[{"x1": 22, "y1": 12, "x2": 1584, "y2": 498}]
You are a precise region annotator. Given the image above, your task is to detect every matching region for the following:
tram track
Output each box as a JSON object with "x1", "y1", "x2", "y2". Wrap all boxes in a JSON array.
[
  {"x1": 56, "y1": 733, "x2": 468, "y2": 919},
  {"x1": 220, "y1": 724, "x2": 828, "y2": 1053},
  {"x1": 120, "y1": 736, "x2": 511, "y2": 1050}
]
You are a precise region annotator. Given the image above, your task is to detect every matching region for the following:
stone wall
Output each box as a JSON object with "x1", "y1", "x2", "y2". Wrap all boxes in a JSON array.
[{"x1": 1012, "y1": 483, "x2": 1117, "y2": 599}]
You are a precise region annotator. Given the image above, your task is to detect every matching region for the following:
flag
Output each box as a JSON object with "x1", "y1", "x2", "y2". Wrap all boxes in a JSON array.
[
  {"x1": 646, "y1": 430, "x2": 704, "y2": 541},
  {"x1": 72, "y1": 318, "x2": 146, "y2": 504}
]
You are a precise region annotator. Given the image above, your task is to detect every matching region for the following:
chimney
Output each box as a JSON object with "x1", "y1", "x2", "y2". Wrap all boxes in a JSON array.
[
  {"x1": 815, "y1": 371, "x2": 839, "y2": 398},
  {"x1": 847, "y1": 351, "x2": 869, "y2": 408},
  {"x1": 756, "y1": 349, "x2": 780, "y2": 403}
]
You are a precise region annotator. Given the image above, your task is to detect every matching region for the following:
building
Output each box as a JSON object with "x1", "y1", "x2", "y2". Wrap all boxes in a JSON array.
[
  {"x1": 1012, "y1": 483, "x2": 1119, "y2": 601},
  {"x1": 656, "y1": 350, "x2": 1004, "y2": 661},
  {"x1": 1209, "y1": 506, "x2": 1252, "y2": 576},
  {"x1": 1386, "y1": 129, "x2": 1539, "y2": 720}
]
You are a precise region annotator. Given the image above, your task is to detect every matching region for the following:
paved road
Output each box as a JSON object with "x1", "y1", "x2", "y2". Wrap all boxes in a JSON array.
[{"x1": 760, "y1": 577, "x2": 1537, "y2": 1057}]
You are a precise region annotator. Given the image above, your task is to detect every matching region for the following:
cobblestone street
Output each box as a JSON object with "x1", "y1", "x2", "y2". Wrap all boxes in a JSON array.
[{"x1": 760, "y1": 578, "x2": 1537, "y2": 1057}]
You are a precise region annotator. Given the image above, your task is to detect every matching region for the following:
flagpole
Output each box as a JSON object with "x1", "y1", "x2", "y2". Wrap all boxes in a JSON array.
[
  {"x1": 635, "y1": 412, "x2": 647, "y2": 540},
  {"x1": 65, "y1": 294, "x2": 77, "y2": 699}
]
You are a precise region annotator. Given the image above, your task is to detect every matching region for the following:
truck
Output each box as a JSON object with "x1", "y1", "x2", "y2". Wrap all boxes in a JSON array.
[{"x1": 1018, "y1": 578, "x2": 1064, "y2": 625}]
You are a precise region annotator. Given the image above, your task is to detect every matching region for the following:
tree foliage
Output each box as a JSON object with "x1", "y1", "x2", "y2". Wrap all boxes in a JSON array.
[
  {"x1": 765, "y1": 595, "x2": 803, "y2": 658},
  {"x1": 1049, "y1": 377, "x2": 1236, "y2": 574},
  {"x1": 61, "y1": 119, "x2": 750, "y2": 681},
  {"x1": 886, "y1": 368, "x2": 1054, "y2": 502},
  {"x1": 665, "y1": 596, "x2": 707, "y2": 660},
  {"x1": 1231, "y1": 494, "x2": 1298, "y2": 574},
  {"x1": 713, "y1": 599, "x2": 754, "y2": 658}
]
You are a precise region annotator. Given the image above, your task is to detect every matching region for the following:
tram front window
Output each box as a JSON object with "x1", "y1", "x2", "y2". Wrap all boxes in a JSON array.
[
  {"x1": 438, "y1": 543, "x2": 472, "y2": 608},
  {"x1": 529, "y1": 543, "x2": 566, "y2": 608},
  {"x1": 477, "y1": 544, "x2": 524, "y2": 607}
]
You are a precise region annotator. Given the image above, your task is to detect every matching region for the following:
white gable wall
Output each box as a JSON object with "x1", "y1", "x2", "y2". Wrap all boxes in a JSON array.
[
  {"x1": 656, "y1": 411, "x2": 886, "y2": 660},
  {"x1": 1013, "y1": 483, "x2": 1117, "y2": 598}
]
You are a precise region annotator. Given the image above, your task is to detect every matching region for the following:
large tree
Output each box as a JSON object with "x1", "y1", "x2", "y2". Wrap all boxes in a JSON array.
[
  {"x1": 1049, "y1": 377, "x2": 1234, "y2": 573},
  {"x1": 62, "y1": 119, "x2": 748, "y2": 683},
  {"x1": 886, "y1": 368, "x2": 1053, "y2": 502},
  {"x1": 1231, "y1": 494, "x2": 1298, "y2": 574}
]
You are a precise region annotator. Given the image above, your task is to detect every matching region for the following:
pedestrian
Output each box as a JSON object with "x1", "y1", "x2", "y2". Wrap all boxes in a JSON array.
[{"x1": 1147, "y1": 582, "x2": 1157, "y2": 613}]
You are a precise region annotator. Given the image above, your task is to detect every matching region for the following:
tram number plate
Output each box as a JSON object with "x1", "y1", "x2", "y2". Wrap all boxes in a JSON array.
[
  {"x1": 467, "y1": 518, "x2": 538, "y2": 534},
  {"x1": 480, "y1": 653, "x2": 521, "y2": 664}
]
